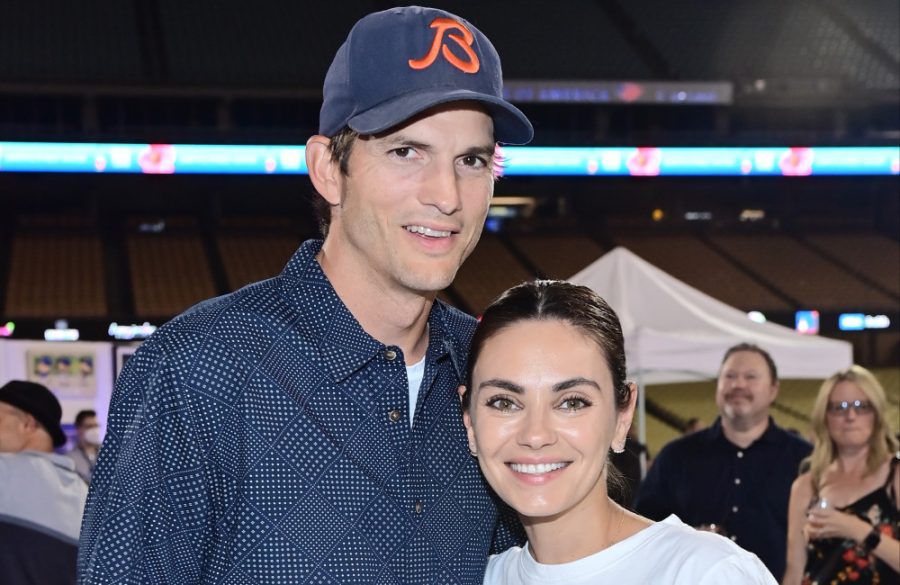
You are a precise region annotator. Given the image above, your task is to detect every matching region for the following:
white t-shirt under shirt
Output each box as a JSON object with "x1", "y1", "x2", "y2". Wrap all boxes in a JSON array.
[
  {"x1": 406, "y1": 357, "x2": 425, "y2": 427},
  {"x1": 483, "y1": 515, "x2": 777, "y2": 585}
]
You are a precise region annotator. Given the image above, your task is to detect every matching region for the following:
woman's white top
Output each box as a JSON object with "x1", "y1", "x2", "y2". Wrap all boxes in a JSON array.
[{"x1": 484, "y1": 515, "x2": 777, "y2": 585}]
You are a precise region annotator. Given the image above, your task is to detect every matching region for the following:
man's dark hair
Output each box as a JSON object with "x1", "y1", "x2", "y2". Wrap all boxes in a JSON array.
[
  {"x1": 311, "y1": 127, "x2": 360, "y2": 237},
  {"x1": 75, "y1": 409, "x2": 97, "y2": 428},
  {"x1": 720, "y1": 342, "x2": 778, "y2": 384}
]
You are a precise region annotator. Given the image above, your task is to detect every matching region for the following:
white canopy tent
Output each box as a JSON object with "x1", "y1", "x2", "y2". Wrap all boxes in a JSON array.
[{"x1": 569, "y1": 246, "x2": 853, "y2": 469}]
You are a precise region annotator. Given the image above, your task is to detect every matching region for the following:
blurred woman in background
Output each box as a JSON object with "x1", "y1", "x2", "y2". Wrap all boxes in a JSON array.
[
  {"x1": 783, "y1": 366, "x2": 899, "y2": 585},
  {"x1": 461, "y1": 280, "x2": 775, "y2": 584}
]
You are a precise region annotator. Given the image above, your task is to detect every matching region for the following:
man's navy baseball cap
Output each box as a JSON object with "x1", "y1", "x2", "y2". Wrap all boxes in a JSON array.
[{"x1": 319, "y1": 5, "x2": 533, "y2": 145}]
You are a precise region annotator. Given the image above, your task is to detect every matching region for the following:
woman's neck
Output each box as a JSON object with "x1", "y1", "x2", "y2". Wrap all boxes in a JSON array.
[
  {"x1": 833, "y1": 444, "x2": 870, "y2": 476},
  {"x1": 523, "y1": 498, "x2": 631, "y2": 565}
]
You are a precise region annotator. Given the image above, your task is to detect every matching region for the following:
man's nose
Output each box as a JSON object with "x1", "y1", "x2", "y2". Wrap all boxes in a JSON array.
[{"x1": 419, "y1": 162, "x2": 462, "y2": 215}]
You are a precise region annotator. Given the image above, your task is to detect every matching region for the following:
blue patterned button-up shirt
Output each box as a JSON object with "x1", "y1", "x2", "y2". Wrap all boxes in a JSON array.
[{"x1": 78, "y1": 240, "x2": 519, "y2": 584}]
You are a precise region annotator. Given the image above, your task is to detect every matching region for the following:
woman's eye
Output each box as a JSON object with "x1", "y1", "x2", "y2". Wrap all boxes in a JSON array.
[
  {"x1": 486, "y1": 397, "x2": 517, "y2": 411},
  {"x1": 559, "y1": 397, "x2": 589, "y2": 411}
]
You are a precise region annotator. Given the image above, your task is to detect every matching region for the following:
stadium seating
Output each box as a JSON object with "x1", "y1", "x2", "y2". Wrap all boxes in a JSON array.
[
  {"x1": 613, "y1": 233, "x2": 792, "y2": 311},
  {"x1": 217, "y1": 234, "x2": 301, "y2": 292},
  {"x1": 156, "y1": 0, "x2": 373, "y2": 87},
  {"x1": 621, "y1": 0, "x2": 898, "y2": 89},
  {"x1": 803, "y1": 232, "x2": 900, "y2": 297},
  {"x1": 452, "y1": 235, "x2": 535, "y2": 314},
  {"x1": 5, "y1": 234, "x2": 106, "y2": 317},
  {"x1": 710, "y1": 233, "x2": 897, "y2": 310},
  {"x1": 834, "y1": 0, "x2": 900, "y2": 62},
  {"x1": 0, "y1": 0, "x2": 142, "y2": 83},
  {"x1": 127, "y1": 234, "x2": 216, "y2": 317},
  {"x1": 511, "y1": 234, "x2": 606, "y2": 280}
]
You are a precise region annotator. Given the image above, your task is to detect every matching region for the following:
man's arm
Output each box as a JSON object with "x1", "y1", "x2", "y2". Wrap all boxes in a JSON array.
[{"x1": 78, "y1": 336, "x2": 209, "y2": 584}]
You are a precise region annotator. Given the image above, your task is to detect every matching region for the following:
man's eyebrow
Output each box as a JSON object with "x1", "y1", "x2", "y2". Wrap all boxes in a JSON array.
[
  {"x1": 463, "y1": 144, "x2": 497, "y2": 157},
  {"x1": 377, "y1": 134, "x2": 432, "y2": 151},
  {"x1": 477, "y1": 379, "x2": 524, "y2": 393}
]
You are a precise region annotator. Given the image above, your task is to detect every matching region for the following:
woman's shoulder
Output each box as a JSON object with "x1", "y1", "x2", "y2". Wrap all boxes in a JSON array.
[{"x1": 484, "y1": 546, "x2": 525, "y2": 584}]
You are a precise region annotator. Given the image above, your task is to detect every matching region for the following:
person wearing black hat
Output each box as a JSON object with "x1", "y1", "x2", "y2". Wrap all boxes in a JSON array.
[
  {"x1": 0, "y1": 380, "x2": 89, "y2": 585},
  {"x1": 79, "y1": 6, "x2": 532, "y2": 585}
]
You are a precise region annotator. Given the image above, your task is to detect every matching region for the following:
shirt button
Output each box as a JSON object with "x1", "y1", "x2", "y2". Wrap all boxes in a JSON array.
[
  {"x1": 730, "y1": 535, "x2": 738, "y2": 542},
  {"x1": 734, "y1": 477, "x2": 741, "y2": 485},
  {"x1": 736, "y1": 451, "x2": 744, "y2": 458},
  {"x1": 732, "y1": 505, "x2": 739, "y2": 513},
  {"x1": 384, "y1": 349, "x2": 397, "y2": 361},
  {"x1": 388, "y1": 409, "x2": 402, "y2": 422},
  {"x1": 414, "y1": 501, "x2": 424, "y2": 514}
]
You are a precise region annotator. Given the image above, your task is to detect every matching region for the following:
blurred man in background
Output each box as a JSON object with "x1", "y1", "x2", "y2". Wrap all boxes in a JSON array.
[
  {"x1": 634, "y1": 343, "x2": 812, "y2": 580},
  {"x1": 66, "y1": 409, "x2": 100, "y2": 484},
  {"x1": 0, "y1": 380, "x2": 88, "y2": 585}
]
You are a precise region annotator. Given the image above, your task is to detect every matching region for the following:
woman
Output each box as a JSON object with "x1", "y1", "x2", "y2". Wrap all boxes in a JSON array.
[
  {"x1": 460, "y1": 280, "x2": 775, "y2": 584},
  {"x1": 783, "y1": 366, "x2": 899, "y2": 585}
]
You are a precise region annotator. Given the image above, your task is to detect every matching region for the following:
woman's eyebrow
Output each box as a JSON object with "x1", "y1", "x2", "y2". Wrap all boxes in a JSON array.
[
  {"x1": 552, "y1": 378, "x2": 601, "y2": 392},
  {"x1": 477, "y1": 379, "x2": 524, "y2": 394}
]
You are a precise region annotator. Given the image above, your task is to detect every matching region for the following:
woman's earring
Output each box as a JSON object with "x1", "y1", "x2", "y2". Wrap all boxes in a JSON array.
[{"x1": 612, "y1": 443, "x2": 625, "y2": 454}]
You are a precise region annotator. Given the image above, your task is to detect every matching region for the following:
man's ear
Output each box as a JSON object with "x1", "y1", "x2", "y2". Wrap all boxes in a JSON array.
[
  {"x1": 306, "y1": 135, "x2": 342, "y2": 207},
  {"x1": 769, "y1": 381, "x2": 780, "y2": 404}
]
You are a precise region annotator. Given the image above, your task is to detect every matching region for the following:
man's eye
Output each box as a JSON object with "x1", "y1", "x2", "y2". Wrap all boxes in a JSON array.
[
  {"x1": 391, "y1": 147, "x2": 414, "y2": 158},
  {"x1": 461, "y1": 154, "x2": 487, "y2": 168}
]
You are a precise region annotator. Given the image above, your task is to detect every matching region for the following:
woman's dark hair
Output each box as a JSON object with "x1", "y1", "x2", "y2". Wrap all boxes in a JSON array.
[{"x1": 462, "y1": 280, "x2": 631, "y2": 412}]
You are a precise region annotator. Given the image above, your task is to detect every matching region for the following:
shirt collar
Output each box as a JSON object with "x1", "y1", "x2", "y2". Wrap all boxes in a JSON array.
[
  {"x1": 278, "y1": 239, "x2": 466, "y2": 383},
  {"x1": 709, "y1": 415, "x2": 781, "y2": 447}
]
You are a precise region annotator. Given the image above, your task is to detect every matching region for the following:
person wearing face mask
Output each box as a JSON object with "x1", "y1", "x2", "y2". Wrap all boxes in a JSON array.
[{"x1": 67, "y1": 409, "x2": 101, "y2": 484}]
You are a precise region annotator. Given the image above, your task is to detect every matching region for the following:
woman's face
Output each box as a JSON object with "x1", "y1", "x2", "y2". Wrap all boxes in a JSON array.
[
  {"x1": 463, "y1": 319, "x2": 634, "y2": 521},
  {"x1": 825, "y1": 380, "x2": 875, "y2": 449}
]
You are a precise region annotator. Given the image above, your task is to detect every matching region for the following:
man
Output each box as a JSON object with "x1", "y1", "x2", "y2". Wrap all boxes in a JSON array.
[
  {"x1": 67, "y1": 409, "x2": 100, "y2": 484},
  {"x1": 0, "y1": 380, "x2": 89, "y2": 585},
  {"x1": 634, "y1": 343, "x2": 812, "y2": 581},
  {"x1": 79, "y1": 6, "x2": 532, "y2": 584}
]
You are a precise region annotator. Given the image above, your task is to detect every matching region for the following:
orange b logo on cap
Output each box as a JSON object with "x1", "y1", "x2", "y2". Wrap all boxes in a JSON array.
[{"x1": 409, "y1": 17, "x2": 480, "y2": 74}]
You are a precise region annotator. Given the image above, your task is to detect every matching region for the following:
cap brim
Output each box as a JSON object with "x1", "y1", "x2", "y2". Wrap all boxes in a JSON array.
[
  {"x1": 348, "y1": 88, "x2": 533, "y2": 145},
  {"x1": 50, "y1": 425, "x2": 67, "y2": 448}
]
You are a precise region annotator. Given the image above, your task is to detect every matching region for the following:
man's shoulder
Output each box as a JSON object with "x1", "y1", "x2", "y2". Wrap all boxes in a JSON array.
[
  {"x1": 435, "y1": 299, "x2": 478, "y2": 338},
  {"x1": 142, "y1": 275, "x2": 289, "y2": 352},
  {"x1": 767, "y1": 421, "x2": 813, "y2": 456},
  {"x1": 655, "y1": 428, "x2": 713, "y2": 462}
]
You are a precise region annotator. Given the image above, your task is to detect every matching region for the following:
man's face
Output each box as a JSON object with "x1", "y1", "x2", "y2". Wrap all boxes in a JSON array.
[
  {"x1": 327, "y1": 103, "x2": 495, "y2": 295},
  {"x1": 77, "y1": 415, "x2": 99, "y2": 445},
  {"x1": 715, "y1": 351, "x2": 778, "y2": 426},
  {"x1": 0, "y1": 402, "x2": 29, "y2": 453}
]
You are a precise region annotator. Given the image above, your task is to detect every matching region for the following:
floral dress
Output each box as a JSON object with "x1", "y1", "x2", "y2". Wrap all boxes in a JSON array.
[{"x1": 802, "y1": 455, "x2": 899, "y2": 585}]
